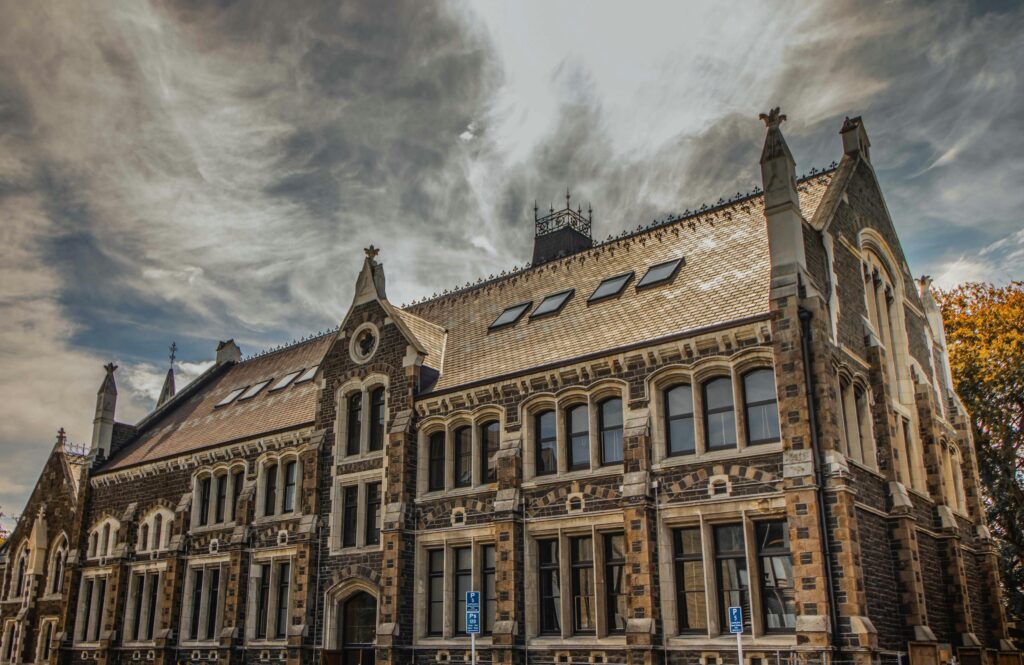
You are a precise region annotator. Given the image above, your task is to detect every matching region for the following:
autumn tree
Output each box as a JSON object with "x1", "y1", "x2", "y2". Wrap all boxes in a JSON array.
[{"x1": 938, "y1": 281, "x2": 1024, "y2": 628}]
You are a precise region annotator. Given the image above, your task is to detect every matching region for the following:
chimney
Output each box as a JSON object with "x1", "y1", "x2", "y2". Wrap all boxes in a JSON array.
[
  {"x1": 90, "y1": 363, "x2": 118, "y2": 458},
  {"x1": 216, "y1": 339, "x2": 242, "y2": 365},
  {"x1": 532, "y1": 191, "x2": 594, "y2": 266},
  {"x1": 758, "y1": 107, "x2": 806, "y2": 275},
  {"x1": 840, "y1": 116, "x2": 871, "y2": 163}
]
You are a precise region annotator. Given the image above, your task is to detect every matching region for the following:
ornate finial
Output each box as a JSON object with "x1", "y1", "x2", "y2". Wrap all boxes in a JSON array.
[
  {"x1": 104, "y1": 362, "x2": 117, "y2": 374},
  {"x1": 57, "y1": 427, "x2": 67, "y2": 446},
  {"x1": 759, "y1": 107, "x2": 786, "y2": 129},
  {"x1": 169, "y1": 341, "x2": 177, "y2": 367},
  {"x1": 364, "y1": 245, "x2": 379, "y2": 259},
  {"x1": 566, "y1": 188, "x2": 571, "y2": 209}
]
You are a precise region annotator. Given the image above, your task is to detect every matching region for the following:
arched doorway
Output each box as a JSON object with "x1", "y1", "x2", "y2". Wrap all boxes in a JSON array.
[{"x1": 335, "y1": 591, "x2": 376, "y2": 665}]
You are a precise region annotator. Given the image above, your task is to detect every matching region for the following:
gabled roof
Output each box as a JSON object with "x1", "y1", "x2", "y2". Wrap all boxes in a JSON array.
[
  {"x1": 405, "y1": 171, "x2": 835, "y2": 393},
  {"x1": 101, "y1": 333, "x2": 334, "y2": 471}
]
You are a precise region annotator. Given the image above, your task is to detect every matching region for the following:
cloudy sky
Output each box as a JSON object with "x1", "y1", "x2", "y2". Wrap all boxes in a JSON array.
[{"x1": 1, "y1": 0, "x2": 1022, "y2": 526}]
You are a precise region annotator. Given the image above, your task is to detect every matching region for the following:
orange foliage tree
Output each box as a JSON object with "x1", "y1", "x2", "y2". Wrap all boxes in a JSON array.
[{"x1": 938, "y1": 281, "x2": 1024, "y2": 627}]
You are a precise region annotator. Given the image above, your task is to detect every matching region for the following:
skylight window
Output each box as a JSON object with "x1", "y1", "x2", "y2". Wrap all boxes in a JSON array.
[
  {"x1": 238, "y1": 380, "x2": 272, "y2": 401},
  {"x1": 294, "y1": 365, "x2": 319, "y2": 384},
  {"x1": 489, "y1": 302, "x2": 532, "y2": 329},
  {"x1": 636, "y1": 257, "x2": 684, "y2": 288},
  {"x1": 589, "y1": 272, "x2": 634, "y2": 302},
  {"x1": 270, "y1": 370, "x2": 302, "y2": 391},
  {"x1": 215, "y1": 387, "x2": 246, "y2": 407},
  {"x1": 531, "y1": 289, "x2": 574, "y2": 318}
]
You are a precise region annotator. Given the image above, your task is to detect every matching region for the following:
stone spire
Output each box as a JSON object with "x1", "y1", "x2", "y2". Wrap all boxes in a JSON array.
[
  {"x1": 353, "y1": 245, "x2": 388, "y2": 306},
  {"x1": 90, "y1": 362, "x2": 118, "y2": 458},
  {"x1": 759, "y1": 107, "x2": 807, "y2": 275},
  {"x1": 157, "y1": 342, "x2": 177, "y2": 408},
  {"x1": 840, "y1": 115, "x2": 871, "y2": 163}
]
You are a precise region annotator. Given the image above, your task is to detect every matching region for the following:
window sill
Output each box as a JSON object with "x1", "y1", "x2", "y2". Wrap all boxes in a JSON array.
[
  {"x1": 666, "y1": 633, "x2": 796, "y2": 648},
  {"x1": 417, "y1": 484, "x2": 497, "y2": 502},
  {"x1": 528, "y1": 634, "x2": 628, "y2": 646},
  {"x1": 252, "y1": 513, "x2": 301, "y2": 527},
  {"x1": 188, "y1": 522, "x2": 239, "y2": 536},
  {"x1": 246, "y1": 639, "x2": 288, "y2": 647},
  {"x1": 523, "y1": 466, "x2": 623, "y2": 489},
  {"x1": 178, "y1": 640, "x2": 221, "y2": 648},
  {"x1": 652, "y1": 442, "x2": 783, "y2": 470},
  {"x1": 846, "y1": 458, "x2": 882, "y2": 478},
  {"x1": 72, "y1": 642, "x2": 102, "y2": 649},
  {"x1": 121, "y1": 641, "x2": 158, "y2": 648},
  {"x1": 328, "y1": 543, "x2": 382, "y2": 556},
  {"x1": 338, "y1": 450, "x2": 385, "y2": 464},
  {"x1": 417, "y1": 636, "x2": 493, "y2": 646}
]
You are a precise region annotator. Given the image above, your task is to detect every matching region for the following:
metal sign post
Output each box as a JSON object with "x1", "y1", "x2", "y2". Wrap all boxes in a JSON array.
[
  {"x1": 729, "y1": 606, "x2": 744, "y2": 665},
  {"x1": 466, "y1": 591, "x2": 481, "y2": 665}
]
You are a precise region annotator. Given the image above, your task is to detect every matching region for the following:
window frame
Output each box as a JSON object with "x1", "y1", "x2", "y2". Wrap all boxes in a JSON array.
[
  {"x1": 598, "y1": 397, "x2": 624, "y2": 466},
  {"x1": 535, "y1": 410, "x2": 558, "y2": 476},
  {"x1": 742, "y1": 368, "x2": 781, "y2": 446},
  {"x1": 665, "y1": 384, "x2": 696, "y2": 457},
  {"x1": 703, "y1": 376, "x2": 738, "y2": 452}
]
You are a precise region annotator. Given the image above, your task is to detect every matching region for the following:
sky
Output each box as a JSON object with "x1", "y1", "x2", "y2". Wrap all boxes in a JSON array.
[{"x1": 0, "y1": 0, "x2": 1022, "y2": 527}]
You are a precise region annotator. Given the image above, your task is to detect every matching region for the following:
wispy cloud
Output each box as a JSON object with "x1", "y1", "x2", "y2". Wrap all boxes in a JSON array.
[{"x1": 0, "y1": 0, "x2": 1021, "y2": 518}]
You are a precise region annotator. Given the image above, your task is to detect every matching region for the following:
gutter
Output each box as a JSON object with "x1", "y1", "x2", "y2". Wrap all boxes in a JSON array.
[{"x1": 798, "y1": 306, "x2": 842, "y2": 646}]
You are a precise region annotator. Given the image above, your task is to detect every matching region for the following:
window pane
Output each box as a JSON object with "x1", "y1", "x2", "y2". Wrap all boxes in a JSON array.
[
  {"x1": 490, "y1": 302, "x2": 531, "y2": 329},
  {"x1": 481, "y1": 421, "x2": 500, "y2": 484},
  {"x1": 539, "y1": 539, "x2": 561, "y2": 634},
  {"x1": 757, "y1": 521, "x2": 795, "y2": 632},
  {"x1": 369, "y1": 388, "x2": 385, "y2": 452},
  {"x1": 428, "y1": 550, "x2": 444, "y2": 635},
  {"x1": 589, "y1": 272, "x2": 633, "y2": 301},
  {"x1": 600, "y1": 398, "x2": 623, "y2": 465},
  {"x1": 342, "y1": 486, "x2": 358, "y2": 548},
  {"x1": 346, "y1": 393, "x2": 362, "y2": 456},
  {"x1": 263, "y1": 465, "x2": 277, "y2": 516},
  {"x1": 714, "y1": 525, "x2": 749, "y2": 630},
  {"x1": 429, "y1": 432, "x2": 445, "y2": 491},
  {"x1": 605, "y1": 534, "x2": 627, "y2": 634},
  {"x1": 536, "y1": 411, "x2": 558, "y2": 475},
  {"x1": 531, "y1": 290, "x2": 574, "y2": 317},
  {"x1": 744, "y1": 370, "x2": 780, "y2": 444},
  {"x1": 571, "y1": 536, "x2": 595, "y2": 634},
  {"x1": 483, "y1": 545, "x2": 497, "y2": 635},
  {"x1": 567, "y1": 405, "x2": 589, "y2": 470},
  {"x1": 282, "y1": 461, "x2": 296, "y2": 513},
  {"x1": 704, "y1": 377, "x2": 737, "y2": 450},
  {"x1": 364, "y1": 483, "x2": 381, "y2": 546},
  {"x1": 667, "y1": 385, "x2": 696, "y2": 456},
  {"x1": 454, "y1": 427, "x2": 472, "y2": 487},
  {"x1": 636, "y1": 258, "x2": 683, "y2": 287},
  {"x1": 456, "y1": 548, "x2": 471, "y2": 633},
  {"x1": 673, "y1": 528, "x2": 706, "y2": 632},
  {"x1": 275, "y1": 563, "x2": 290, "y2": 639}
]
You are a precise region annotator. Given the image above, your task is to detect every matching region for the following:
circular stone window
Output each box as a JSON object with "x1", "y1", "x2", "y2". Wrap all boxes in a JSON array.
[{"x1": 349, "y1": 322, "x2": 379, "y2": 364}]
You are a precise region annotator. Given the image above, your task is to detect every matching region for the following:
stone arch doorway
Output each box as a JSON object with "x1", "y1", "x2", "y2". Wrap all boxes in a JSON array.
[{"x1": 323, "y1": 582, "x2": 377, "y2": 665}]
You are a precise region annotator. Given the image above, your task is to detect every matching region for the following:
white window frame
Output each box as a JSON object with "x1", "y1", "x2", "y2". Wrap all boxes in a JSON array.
[
  {"x1": 328, "y1": 470, "x2": 386, "y2": 555},
  {"x1": 335, "y1": 376, "x2": 390, "y2": 461},
  {"x1": 254, "y1": 454, "x2": 301, "y2": 522},
  {"x1": 190, "y1": 462, "x2": 247, "y2": 532},
  {"x1": 178, "y1": 556, "x2": 229, "y2": 647},
  {"x1": 245, "y1": 549, "x2": 295, "y2": 646},
  {"x1": 122, "y1": 561, "x2": 167, "y2": 646}
]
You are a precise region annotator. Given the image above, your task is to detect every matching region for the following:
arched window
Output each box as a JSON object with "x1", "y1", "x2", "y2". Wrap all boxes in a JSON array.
[
  {"x1": 428, "y1": 432, "x2": 446, "y2": 492},
  {"x1": 369, "y1": 388, "x2": 385, "y2": 452},
  {"x1": 565, "y1": 405, "x2": 589, "y2": 471},
  {"x1": 346, "y1": 393, "x2": 362, "y2": 456},
  {"x1": 665, "y1": 384, "x2": 695, "y2": 456},
  {"x1": 153, "y1": 514, "x2": 163, "y2": 550},
  {"x1": 50, "y1": 537, "x2": 67, "y2": 595},
  {"x1": 89, "y1": 532, "x2": 98, "y2": 558},
  {"x1": 282, "y1": 460, "x2": 297, "y2": 513},
  {"x1": 13, "y1": 548, "x2": 28, "y2": 597},
  {"x1": 100, "y1": 524, "x2": 111, "y2": 557},
  {"x1": 703, "y1": 377, "x2": 737, "y2": 450},
  {"x1": 264, "y1": 463, "x2": 278, "y2": 516},
  {"x1": 140, "y1": 524, "x2": 150, "y2": 552},
  {"x1": 480, "y1": 420, "x2": 500, "y2": 484},
  {"x1": 599, "y1": 398, "x2": 624, "y2": 465},
  {"x1": 535, "y1": 410, "x2": 558, "y2": 475},
  {"x1": 743, "y1": 369, "x2": 780, "y2": 445},
  {"x1": 862, "y1": 247, "x2": 905, "y2": 391},
  {"x1": 454, "y1": 426, "x2": 472, "y2": 488}
]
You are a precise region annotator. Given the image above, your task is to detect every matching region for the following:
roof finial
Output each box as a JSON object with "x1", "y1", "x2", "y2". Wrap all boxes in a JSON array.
[
  {"x1": 57, "y1": 427, "x2": 67, "y2": 447},
  {"x1": 759, "y1": 107, "x2": 786, "y2": 130},
  {"x1": 364, "y1": 245, "x2": 379, "y2": 259},
  {"x1": 566, "y1": 188, "x2": 572, "y2": 210},
  {"x1": 169, "y1": 341, "x2": 177, "y2": 367}
]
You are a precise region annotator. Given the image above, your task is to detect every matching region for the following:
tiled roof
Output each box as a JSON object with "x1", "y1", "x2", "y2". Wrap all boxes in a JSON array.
[
  {"x1": 406, "y1": 172, "x2": 835, "y2": 393},
  {"x1": 102, "y1": 333, "x2": 334, "y2": 471},
  {"x1": 390, "y1": 307, "x2": 447, "y2": 371}
]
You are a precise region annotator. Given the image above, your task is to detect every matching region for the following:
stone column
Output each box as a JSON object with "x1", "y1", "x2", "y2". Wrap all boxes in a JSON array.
[
  {"x1": 491, "y1": 424, "x2": 523, "y2": 665},
  {"x1": 621, "y1": 412, "x2": 656, "y2": 665}
]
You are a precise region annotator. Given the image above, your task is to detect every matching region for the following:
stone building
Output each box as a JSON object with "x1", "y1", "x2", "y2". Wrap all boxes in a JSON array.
[{"x1": 0, "y1": 110, "x2": 1019, "y2": 665}]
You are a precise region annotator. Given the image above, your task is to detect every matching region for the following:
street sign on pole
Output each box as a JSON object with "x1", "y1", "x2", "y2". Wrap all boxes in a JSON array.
[
  {"x1": 466, "y1": 591, "x2": 481, "y2": 665},
  {"x1": 729, "y1": 606, "x2": 744, "y2": 665}
]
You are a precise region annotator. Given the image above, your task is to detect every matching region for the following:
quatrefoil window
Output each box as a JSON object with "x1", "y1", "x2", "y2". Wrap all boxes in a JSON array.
[{"x1": 349, "y1": 323, "x2": 380, "y2": 364}]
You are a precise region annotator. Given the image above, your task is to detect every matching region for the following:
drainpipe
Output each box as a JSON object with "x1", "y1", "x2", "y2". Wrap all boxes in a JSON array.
[{"x1": 798, "y1": 306, "x2": 841, "y2": 650}]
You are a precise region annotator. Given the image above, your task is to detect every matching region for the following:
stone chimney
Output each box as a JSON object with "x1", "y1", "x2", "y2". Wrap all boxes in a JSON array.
[
  {"x1": 532, "y1": 191, "x2": 594, "y2": 266},
  {"x1": 759, "y1": 107, "x2": 806, "y2": 276},
  {"x1": 840, "y1": 116, "x2": 871, "y2": 163},
  {"x1": 216, "y1": 339, "x2": 242, "y2": 364},
  {"x1": 90, "y1": 363, "x2": 117, "y2": 458}
]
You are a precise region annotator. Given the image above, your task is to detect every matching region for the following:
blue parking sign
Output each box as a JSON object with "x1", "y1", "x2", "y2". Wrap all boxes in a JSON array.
[
  {"x1": 728, "y1": 606, "x2": 743, "y2": 634},
  {"x1": 466, "y1": 591, "x2": 481, "y2": 635}
]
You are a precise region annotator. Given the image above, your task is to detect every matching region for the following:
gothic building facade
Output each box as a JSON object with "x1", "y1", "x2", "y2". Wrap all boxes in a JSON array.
[{"x1": 0, "y1": 111, "x2": 1019, "y2": 665}]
